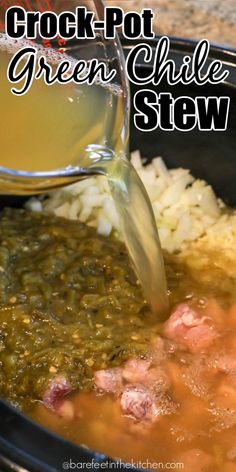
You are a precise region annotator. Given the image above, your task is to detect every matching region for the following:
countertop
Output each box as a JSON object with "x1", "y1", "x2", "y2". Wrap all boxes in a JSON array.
[{"x1": 108, "y1": 0, "x2": 236, "y2": 49}]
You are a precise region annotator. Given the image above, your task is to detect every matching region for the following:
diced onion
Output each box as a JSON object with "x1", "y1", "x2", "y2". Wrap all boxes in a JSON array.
[{"x1": 26, "y1": 151, "x2": 232, "y2": 253}]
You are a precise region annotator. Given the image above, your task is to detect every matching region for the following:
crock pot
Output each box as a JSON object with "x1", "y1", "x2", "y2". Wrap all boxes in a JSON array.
[{"x1": 0, "y1": 36, "x2": 235, "y2": 472}]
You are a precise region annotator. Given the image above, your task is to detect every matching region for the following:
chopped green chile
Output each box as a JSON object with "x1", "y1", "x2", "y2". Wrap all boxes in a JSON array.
[{"x1": 0, "y1": 208, "x2": 158, "y2": 409}]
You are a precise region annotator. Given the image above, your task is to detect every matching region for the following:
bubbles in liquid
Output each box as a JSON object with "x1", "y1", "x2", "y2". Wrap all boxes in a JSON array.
[
  {"x1": 0, "y1": 33, "x2": 67, "y2": 61},
  {"x1": 0, "y1": 33, "x2": 76, "y2": 64},
  {"x1": 0, "y1": 33, "x2": 123, "y2": 95}
]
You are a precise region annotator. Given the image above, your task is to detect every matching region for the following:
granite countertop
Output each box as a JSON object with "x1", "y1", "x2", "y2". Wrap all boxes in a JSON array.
[{"x1": 108, "y1": 0, "x2": 236, "y2": 49}]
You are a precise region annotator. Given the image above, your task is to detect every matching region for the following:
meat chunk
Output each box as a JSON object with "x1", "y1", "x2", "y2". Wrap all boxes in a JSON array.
[
  {"x1": 122, "y1": 358, "x2": 151, "y2": 383},
  {"x1": 183, "y1": 324, "x2": 216, "y2": 353},
  {"x1": 42, "y1": 375, "x2": 72, "y2": 411},
  {"x1": 120, "y1": 384, "x2": 157, "y2": 421},
  {"x1": 94, "y1": 367, "x2": 123, "y2": 393},
  {"x1": 163, "y1": 303, "x2": 216, "y2": 353}
]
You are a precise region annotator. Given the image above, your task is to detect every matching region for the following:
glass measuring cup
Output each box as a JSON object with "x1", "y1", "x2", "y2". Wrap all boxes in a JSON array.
[{"x1": 0, "y1": 0, "x2": 129, "y2": 194}]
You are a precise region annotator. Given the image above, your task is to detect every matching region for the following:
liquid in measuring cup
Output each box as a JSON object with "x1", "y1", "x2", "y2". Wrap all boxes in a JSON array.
[
  {"x1": 0, "y1": 36, "x2": 168, "y2": 318},
  {"x1": 0, "y1": 38, "x2": 123, "y2": 172}
]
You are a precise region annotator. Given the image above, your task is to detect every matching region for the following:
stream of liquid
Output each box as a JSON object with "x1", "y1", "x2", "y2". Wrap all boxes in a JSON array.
[{"x1": 0, "y1": 38, "x2": 168, "y2": 318}]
